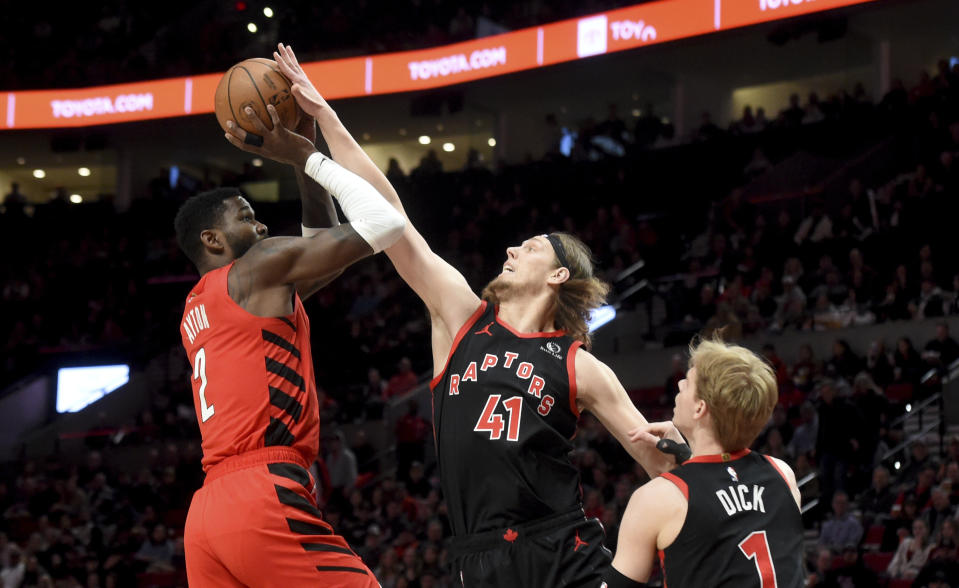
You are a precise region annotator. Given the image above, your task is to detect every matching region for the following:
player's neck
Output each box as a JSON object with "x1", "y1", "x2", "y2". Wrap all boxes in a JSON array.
[
  {"x1": 688, "y1": 429, "x2": 725, "y2": 458},
  {"x1": 497, "y1": 296, "x2": 557, "y2": 334}
]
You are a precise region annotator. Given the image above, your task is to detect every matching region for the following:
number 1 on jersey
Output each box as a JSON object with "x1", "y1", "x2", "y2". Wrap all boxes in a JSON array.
[
  {"x1": 738, "y1": 530, "x2": 776, "y2": 587},
  {"x1": 474, "y1": 395, "x2": 523, "y2": 441},
  {"x1": 193, "y1": 347, "x2": 215, "y2": 422}
]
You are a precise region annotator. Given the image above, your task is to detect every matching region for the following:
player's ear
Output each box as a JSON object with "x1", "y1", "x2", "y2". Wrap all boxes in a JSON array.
[
  {"x1": 548, "y1": 267, "x2": 570, "y2": 285},
  {"x1": 692, "y1": 398, "x2": 707, "y2": 420},
  {"x1": 201, "y1": 229, "x2": 226, "y2": 254}
]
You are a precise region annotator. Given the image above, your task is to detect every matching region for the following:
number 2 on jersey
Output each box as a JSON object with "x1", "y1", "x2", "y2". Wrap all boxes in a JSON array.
[
  {"x1": 738, "y1": 530, "x2": 776, "y2": 587},
  {"x1": 192, "y1": 347, "x2": 215, "y2": 422},
  {"x1": 474, "y1": 395, "x2": 523, "y2": 441}
]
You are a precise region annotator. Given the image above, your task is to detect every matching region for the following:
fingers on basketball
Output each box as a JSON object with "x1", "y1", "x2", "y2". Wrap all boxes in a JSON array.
[
  {"x1": 265, "y1": 105, "x2": 282, "y2": 129},
  {"x1": 243, "y1": 106, "x2": 270, "y2": 135}
]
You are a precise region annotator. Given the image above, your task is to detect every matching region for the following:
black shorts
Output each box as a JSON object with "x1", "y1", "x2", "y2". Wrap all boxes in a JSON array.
[{"x1": 447, "y1": 508, "x2": 612, "y2": 588}]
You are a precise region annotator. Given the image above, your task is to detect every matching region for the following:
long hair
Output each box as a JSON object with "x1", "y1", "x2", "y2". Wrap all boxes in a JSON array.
[
  {"x1": 550, "y1": 233, "x2": 609, "y2": 348},
  {"x1": 481, "y1": 232, "x2": 609, "y2": 348}
]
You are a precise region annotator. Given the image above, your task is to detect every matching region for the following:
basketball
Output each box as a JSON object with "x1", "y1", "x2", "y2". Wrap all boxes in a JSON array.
[{"x1": 214, "y1": 58, "x2": 302, "y2": 136}]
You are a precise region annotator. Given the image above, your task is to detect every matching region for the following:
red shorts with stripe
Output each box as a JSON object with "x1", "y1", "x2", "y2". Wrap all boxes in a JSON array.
[{"x1": 185, "y1": 447, "x2": 378, "y2": 587}]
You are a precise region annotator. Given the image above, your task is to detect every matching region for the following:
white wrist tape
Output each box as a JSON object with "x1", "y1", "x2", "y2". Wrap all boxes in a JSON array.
[
  {"x1": 301, "y1": 224, "x2": 323, "y2": 238},
  {"x1": 304, "y1": 152, "x2": 405, "y2": 253}
]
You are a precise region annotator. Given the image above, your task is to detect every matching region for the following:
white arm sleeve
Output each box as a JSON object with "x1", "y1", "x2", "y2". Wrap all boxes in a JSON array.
[{"x1": 303, "y1": 152, "x2": 405, "y2": 253}]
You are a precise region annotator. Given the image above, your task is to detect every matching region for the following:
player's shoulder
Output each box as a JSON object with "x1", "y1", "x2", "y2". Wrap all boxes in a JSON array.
[
  {"x1": 763, "y1": 454, "x2": 798, "y2": 485},
  {"x1": 573, "y1": 347, "x2": 613, "y2": 379},
  {"x1": 626, "y1": 476, "x2": 689, "y2": 523}
]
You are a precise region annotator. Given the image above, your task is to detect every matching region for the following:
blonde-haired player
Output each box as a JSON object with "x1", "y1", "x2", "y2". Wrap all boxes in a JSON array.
[{"x1": 602, "y1": 338, "x2": 805, "y2": 588}]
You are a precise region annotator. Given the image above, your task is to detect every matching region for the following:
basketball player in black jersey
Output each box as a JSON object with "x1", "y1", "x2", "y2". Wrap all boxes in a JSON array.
[
  {"x1": 602, "y1": 338, "x2": 805, "y2": 588},
  {"x1": 271, "y1": 43, "x2": 676, "y2": 587}
]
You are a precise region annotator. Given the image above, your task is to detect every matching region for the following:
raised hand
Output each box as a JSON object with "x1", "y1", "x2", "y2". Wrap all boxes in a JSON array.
[
  {"x1": 273, "y1": 43, "x2": 331, "y2": 118},
  {"x1": 628, "y1": 421, "x2": 685, "y2": 445},
  {"x1": 223, "y1": 104, "x2": 316, "y2": 167}
]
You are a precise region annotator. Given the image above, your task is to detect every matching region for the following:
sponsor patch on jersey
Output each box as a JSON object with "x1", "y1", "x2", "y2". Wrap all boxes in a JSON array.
[{"x1": 540, "y1": 341, "x2": 563, "y2": 359}]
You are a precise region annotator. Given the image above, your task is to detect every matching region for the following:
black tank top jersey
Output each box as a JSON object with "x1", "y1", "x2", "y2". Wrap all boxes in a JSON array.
[
  {"x1": 430, "y1": 301, "x2": 584, "y2": 537},
  {"x1": 660, "y1": 450, "x2": 804, "y2": 588}
]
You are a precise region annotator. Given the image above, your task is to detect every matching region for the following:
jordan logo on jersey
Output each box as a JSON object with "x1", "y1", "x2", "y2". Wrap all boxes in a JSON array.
[
  {"x1": 474, "y1": 322, "x2": 494, "y2": 336},
  {"x1": 573, "y1": 530, "x2": 589, "y2": 552}
]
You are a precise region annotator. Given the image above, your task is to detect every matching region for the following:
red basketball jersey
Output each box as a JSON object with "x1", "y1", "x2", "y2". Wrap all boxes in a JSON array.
[{"x1": 179, "y1": 262, "x2": 319, "y2": 474}]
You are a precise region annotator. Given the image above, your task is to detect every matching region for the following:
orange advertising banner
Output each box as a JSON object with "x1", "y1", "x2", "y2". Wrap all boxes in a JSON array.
[
  {"x1": 720, "y1": 0, "x2": 881, "y2": 30},
  {"x1": 370, "y1": 30, "x2": 540, "y2": 94},
  {"x1": 0, "y1": 0, "x2": 882, "y2": 130}
]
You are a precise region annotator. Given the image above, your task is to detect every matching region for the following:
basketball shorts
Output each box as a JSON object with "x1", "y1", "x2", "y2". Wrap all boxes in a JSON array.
[
  {"x1": 185, "y1": 447, "x2": 379, "y2": 587},
  {"x1": 447, "y1": 508, "x2": 611, "y2": 588}
]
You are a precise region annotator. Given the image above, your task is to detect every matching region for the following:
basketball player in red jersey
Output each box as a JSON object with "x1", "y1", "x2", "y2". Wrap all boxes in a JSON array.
[
  {"x1": 602, "y1": 338, "x2": 805, "y2": 588},
  {"x1": 175, "y1": 104, "x2": 404, "y2": 586},
  {"x1": 269, "y1": 43, "x2": 676, "y2": 586}
]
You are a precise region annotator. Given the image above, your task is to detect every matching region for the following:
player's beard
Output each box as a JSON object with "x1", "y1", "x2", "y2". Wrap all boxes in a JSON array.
[
  {"x1": 227, "y1": 230, "x2": 262, "y2": 259},
  {"x1": 482, "y1": 274, "x2": 523, "y2": 304}
]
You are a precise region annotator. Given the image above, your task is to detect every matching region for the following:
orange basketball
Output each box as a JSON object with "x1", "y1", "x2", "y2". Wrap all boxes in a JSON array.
[{"x1": 214, "y1": 58, "x2": 302, "y2": 136}]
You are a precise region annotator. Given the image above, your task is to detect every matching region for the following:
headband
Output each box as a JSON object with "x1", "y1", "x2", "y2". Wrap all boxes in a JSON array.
[{"x1": 545, "y1": 233, "x2": 571, "y2": 274}]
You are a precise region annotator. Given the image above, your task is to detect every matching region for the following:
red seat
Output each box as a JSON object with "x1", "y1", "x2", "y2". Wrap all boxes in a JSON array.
[
  {"x1": 888, "y1": 580, "x2": 913, "y2": 588},
  {"x1": 862, "y1": 551, "x2": 893, "y2": 574},
  {"x1": 862, "y1": 525, "x2": 884, "y2": 550},
  {"x1": 137, "y1": 572, "x2": 184, "y2": 588},
  {"x1": 885, "y1": 383, "x2": 914, "y2": 403}
]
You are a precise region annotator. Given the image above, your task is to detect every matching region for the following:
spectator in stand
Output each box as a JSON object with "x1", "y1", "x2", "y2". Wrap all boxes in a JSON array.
[
  {"x1": 326, "y1": 430, "x2": 359, "y2": 497},
  {"x1": 923, "y1": 322, "x2": 959, "y2": 370},
  {"x1": 134, "y1": 523, "x2": 174, "y2": 573},
  {"x1": 394, "y1": 401, "x2": 430, "y2": 483},
  {"x1": 773, "y1": 275, "x2": 807, "y2": 331},
  {"x1": 0, "y1": 548, "x2": 24, "y2": 588},
  {"x1": 404, "y1": 461, "x2": 431, "y2": 500},
  {"x1": 898, "y1": 440, "x2": 933, "y2": 489},
  {"x1": 794, "y1": 203, "x2": 834, "y2": 248},
  {"x1": 818, "y1": 490, "x2": 863, "y2": 551},
  {"x1": 781, "y1": 93, "x2": 805, "y2": 127},
  {"x1": 825, "y1": 339, "x2": 863, "y2": 383},
  {"x1": 922, "y1": 485, "x2": 955, "y2": 538},
  {"x1": 858, "y1": 465, "x2": 895, "y2": 528},
  {"x1": 818, "y1": 544, "x2": 878, "y2": 587},
  {"x1": 791, "y1": 343, "x2": 821, "y2": 394},
  {"x1": 385, "y1": 356, "x2": 418, "y2": 399},
  {"x1": 914, "y1": 519, "x2": 959, "y2": 586},
  {"x1": 887, "y1": 518, "x2": 934, "y2": 581},
  {"x1": 895, "y1": 336, "x2": 925, "y2": 386},
  {"x1": 803, "y1": 92, "x2": 826, "y2": 125},
  {"x1": 865, "y1": 339, "x2": 895, "y2": 389},
  {"x1": 761, "y1": 343, "x2": 791, "y2": 390},
  {"x1": 361, "y1": 367, "x2": 388, "y2": 419},
  {"x1": 788, "y1": 401, "x2": 818, "y2": 459},
  {"x1": 806, "y1": 547, "x2": 835, "y2": 588},
  {"x1": 815, "y1": 379, "x2": 863, "y2": 505}
]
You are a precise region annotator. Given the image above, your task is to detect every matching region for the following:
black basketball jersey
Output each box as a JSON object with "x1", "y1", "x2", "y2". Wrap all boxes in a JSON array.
[
  {"x1": 659, "y1": 450, "x2": 804, "y2": 588},
  {"x1": 430, "y1": 301, "x2": 583, "y2": 537}
]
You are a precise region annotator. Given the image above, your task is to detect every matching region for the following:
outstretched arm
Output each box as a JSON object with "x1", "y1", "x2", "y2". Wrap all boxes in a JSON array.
[
  {"x1": 223, "y1": 104, "x2": 405, "y2": 293},
  {"x1": 293, "y1": 115, "x2": 344, "y2": 299},
  {"x1": 273, "y1": 43, "x2": 480, "y2": 350},
  {"x1": 575, "y1": 350, "x2": 677, "y2": 478}
]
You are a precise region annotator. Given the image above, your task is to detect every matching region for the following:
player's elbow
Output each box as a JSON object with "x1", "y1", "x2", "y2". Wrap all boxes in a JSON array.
[{"x1": 377, "y1": 207, "x2": 406, "y2": 251}]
